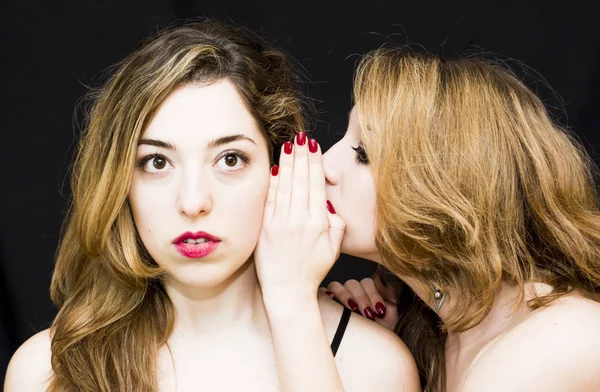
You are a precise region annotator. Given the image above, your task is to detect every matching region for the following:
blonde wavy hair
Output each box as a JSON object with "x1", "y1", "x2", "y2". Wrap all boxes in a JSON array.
[
  {"x1": 354, "y1": 47, "x2": 600, "y2": 391},
  {"x1": 49, "y1": 21, "x2": 304, "y2": 391}
]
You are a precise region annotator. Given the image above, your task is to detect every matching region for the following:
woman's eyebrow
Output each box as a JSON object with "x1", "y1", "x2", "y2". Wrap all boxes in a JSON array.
[
  {"x1": 138, "y1": 138, "x2": 176, "y2": 150},
  {"x1": 137, "y1": 134, "x2": 256, "y2": 151},
  {"x1": 208, "y1": 134, "x2": 256, "y2": 148}
]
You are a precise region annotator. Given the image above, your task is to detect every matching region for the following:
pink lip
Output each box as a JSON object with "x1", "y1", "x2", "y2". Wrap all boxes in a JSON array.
[{"x1": 173, "y1": 231, "x2": 221, "y2": 258}]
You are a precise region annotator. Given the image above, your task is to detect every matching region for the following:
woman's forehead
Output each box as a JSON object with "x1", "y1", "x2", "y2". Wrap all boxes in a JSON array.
[{"x1": 140, "y1": 81, "x2": 267, "y2": 149}]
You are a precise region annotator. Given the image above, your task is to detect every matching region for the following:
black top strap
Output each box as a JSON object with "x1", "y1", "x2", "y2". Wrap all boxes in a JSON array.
[{"x1": 330, "y1": 307, "x2": 352, "y2": 357}]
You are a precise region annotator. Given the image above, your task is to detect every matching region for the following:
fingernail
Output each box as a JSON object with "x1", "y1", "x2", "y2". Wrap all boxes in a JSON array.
[
  {"x1": 296, "y1": 132, "x2": 306, "y2": 146},
  {"x1": 271, "y1": 165, "x2": 279, "y2": 176},
  {"x1": 284, "y1": 141, "x2": 293, "y2": 155},
  {"x1": 364, "y1": 307, "x2": 376, "y2": 321},
  {"x1": 348, "y1": 299, "x2": 359, "y2": 311},
  {"x1": 308, "y1": 139, "x2": 318, "y2": 153},
  {"x1": 325, "y1": 290, "x2": 334, "y2": 296},
  {"x1": 326, "y1": 200, "x2": 336, "y2": 214},
  {"x1": 375, "y1": 302, "x2": 386, "y2": 317}
]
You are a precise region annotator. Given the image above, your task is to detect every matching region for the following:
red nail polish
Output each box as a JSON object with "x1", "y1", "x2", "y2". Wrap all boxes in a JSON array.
[
  {"x1": 271, "y1": 165, "x2": 279, "y2": 176},
  {"x1": 325, "y1": 290, "x2": 334, "y2": 296},
  {"x1": 326, "y1": 200, "x2": 336, "y2": 214},
  {"x1": 284, "y1": 141, "x2": 293, "y2": 154},
  {"x1": 364, "y1": 307, "x2": 376, "y2": 321},
  {"x1": 375, "y1": 302, "x2": 386, "y2": 317},
  {"x1": 348, "y1": 299, "x2": 359, "y2": 311},
  {"x1": 308, "y1": 139, "x2": 318, "y2": 153},
  {"x1": 296, "y1": 132, "x2": 306, "y2": 146}
]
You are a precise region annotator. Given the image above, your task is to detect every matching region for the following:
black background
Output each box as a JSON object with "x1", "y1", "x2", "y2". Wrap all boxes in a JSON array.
[{"x1": 2, "y1": 0, "x2": 599, "y2": 383}]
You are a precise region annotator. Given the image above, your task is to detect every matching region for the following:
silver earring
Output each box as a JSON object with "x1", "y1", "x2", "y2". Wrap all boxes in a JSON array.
[{"x1": 430, "y1": 284, "x2": 446, "y2": 312}]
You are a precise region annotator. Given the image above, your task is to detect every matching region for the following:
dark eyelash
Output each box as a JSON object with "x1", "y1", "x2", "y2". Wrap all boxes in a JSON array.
[
  {"x1": 136, "y1": 150, "x2": 251, "y2": 171},
  {"x1": 136, "y1": 153, "x2": 169, "y2": 168},
  {"x1": 352, "y1": 145, "x2": 369, "y2": 165}
]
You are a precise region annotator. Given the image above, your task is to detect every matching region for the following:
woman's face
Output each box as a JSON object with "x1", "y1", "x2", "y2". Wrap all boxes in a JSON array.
[
  {"x1": 323, "y1": 107, "x2": 380, "y2": 262},
  {"x1": 128, "y1": 80, "x2": 271, "y2": 289}
]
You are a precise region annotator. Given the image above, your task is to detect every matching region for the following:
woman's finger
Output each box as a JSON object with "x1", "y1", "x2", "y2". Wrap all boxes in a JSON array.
[
  {"x1": 307, "y1": 140, "x2": 327, "y2": 224},
  {"x1": 289, "y1": 132, "x2": 309, "y2": 219},
  {"x1": 326, "y1": 205, "x2": 345, "y2": 260},
  {"x1": 326, "y1": 281, "x2": 359, "y2": 311},
  {"x1": 273, "y1": 141, "x2": 294, "y2": 220},
  {"x1": 343, "y1": 280, "x2": 376, "y2": 321},
  {"x1": 318, "y1": 287, "x2": 335, "y2": 299},
  {"x1": 359, "y1": 278, "x2": 387, "y2": 318},
  {"x1": 263, "y1": 165, "x2": 279, "y2": 223}
]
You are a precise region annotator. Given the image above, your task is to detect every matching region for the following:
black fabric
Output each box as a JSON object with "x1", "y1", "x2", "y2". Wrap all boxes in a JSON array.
[{"x1": 331, "y1": 307, "x2": 352, "y2": 357}]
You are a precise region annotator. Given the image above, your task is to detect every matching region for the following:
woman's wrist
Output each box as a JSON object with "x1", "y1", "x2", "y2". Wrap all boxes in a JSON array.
[
  {"x1": 262, "y1": 284, "x2": 320, "y2": 320},
  {"x1": 263, "y1": 284, "x2": 346, "y2": 392}
]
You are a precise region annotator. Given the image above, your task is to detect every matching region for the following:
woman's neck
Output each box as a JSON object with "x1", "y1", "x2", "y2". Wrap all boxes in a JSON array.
[
  {"x1": 163, "y1": 258, "x2": 270, "y2": 337},
  {"x1": 399, "y1": 274, "x2": 551, "y2": 349},
  {"x1": 444, "y1": 283, "x2": 532, "y2": 350}
]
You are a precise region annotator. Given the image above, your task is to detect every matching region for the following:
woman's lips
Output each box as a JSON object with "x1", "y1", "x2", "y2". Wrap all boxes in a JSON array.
[
  {"x1": 172, "y1": 231, "x2": 221, "y2": 258},
  {"x1": 174, "y1": 241, "x2": 220, "y2": 258},
  {"x1": 172, "y1": 231, "x2": 221, "y2": 244}
]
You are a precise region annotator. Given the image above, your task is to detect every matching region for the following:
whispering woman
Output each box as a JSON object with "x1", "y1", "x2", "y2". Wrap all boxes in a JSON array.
[{"x1": 256, "y1": 48, "x2": 600, "y2": 391}]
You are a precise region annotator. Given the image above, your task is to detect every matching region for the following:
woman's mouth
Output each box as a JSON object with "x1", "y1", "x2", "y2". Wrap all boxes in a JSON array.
[
  {"x1": 174, "y1": 241, "x2": 219, "y2": 258},
  {"x1": 173, "y1": 231, "x2": 221, "y2": 258}
]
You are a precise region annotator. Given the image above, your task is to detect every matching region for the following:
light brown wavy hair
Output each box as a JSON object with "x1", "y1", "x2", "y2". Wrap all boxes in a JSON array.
[
  {"x1": 355, "y1": 47, "x2": 600, "y2": 391},
  {"x1": 49, "y1": 20, "x2": 305, "y2": 391}
]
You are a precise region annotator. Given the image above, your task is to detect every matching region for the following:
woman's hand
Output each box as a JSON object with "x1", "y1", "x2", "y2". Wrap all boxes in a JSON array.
[
  {"x1": 254, "y1": 133, "x2": 347, "y2": 392},
  {"x1": 254, "y1": 132, "x2": 346, "y2": 304},
  {"x1": 322, "y1": 277, "x2": 400, "y2": 331}
]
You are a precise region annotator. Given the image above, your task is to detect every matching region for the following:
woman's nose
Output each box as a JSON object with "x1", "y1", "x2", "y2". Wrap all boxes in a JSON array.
[
  {"x1": 322, "y1": 144, "x2": 340, "y2": 186},
  {"x1": 177, "y1": 172, "x2": 213, "y2": 219}
]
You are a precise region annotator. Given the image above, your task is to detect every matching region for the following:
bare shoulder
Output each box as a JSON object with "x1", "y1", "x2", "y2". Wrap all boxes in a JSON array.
[
  {"x1": 463, "y1": 295, "x2": 600, "y2": 392},
  {"x1": 318, "y1": 294, "x2": 420, "y2": 392},
  {"x1": 4, "y1": 329, "x2": 53, "y2": 392}
]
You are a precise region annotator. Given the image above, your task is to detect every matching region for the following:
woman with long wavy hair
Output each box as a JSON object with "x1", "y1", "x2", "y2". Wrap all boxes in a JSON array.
[
  {"x1": 4, "y1": 22, "x2": 419, "y2": 392},
  {"x1": 255, "y1": 48, "x2": 600, "y2": 391}
]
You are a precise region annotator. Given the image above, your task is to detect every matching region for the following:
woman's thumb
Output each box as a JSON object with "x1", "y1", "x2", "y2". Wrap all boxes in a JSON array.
[{"x1": 327, "y1": 211, "x2": 346, "y2": 259}]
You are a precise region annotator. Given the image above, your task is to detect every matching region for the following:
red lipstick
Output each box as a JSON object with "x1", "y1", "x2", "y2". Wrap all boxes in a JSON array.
[{"x1": 172, "y1": 231, "x2": 221, "y2": 258}]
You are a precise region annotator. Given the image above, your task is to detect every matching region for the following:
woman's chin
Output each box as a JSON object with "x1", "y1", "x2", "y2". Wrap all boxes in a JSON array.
[
  {"x1": 340, "y1": 239, "x2": 380, "y2": 263},
  {"x1": 163, "y1": 262, "x2": 242, "y2": 291}
]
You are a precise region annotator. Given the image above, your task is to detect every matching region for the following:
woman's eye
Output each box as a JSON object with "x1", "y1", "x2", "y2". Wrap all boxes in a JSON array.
[
  {"x1": 352, "y1": 145, "x2": 369, "y2": 165},
  {"x1": 224, "y1": 154, "x2": 238, "y2": 167},
  {"x1": 216, "y1": 151, "x2": 250, "y2": 171},
  {"x1": 137, "y1": 154, "x2": 173, "y2": 173},
  {"x1": 152, "y1": 157, "x2": 167, "y2": 170}
]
